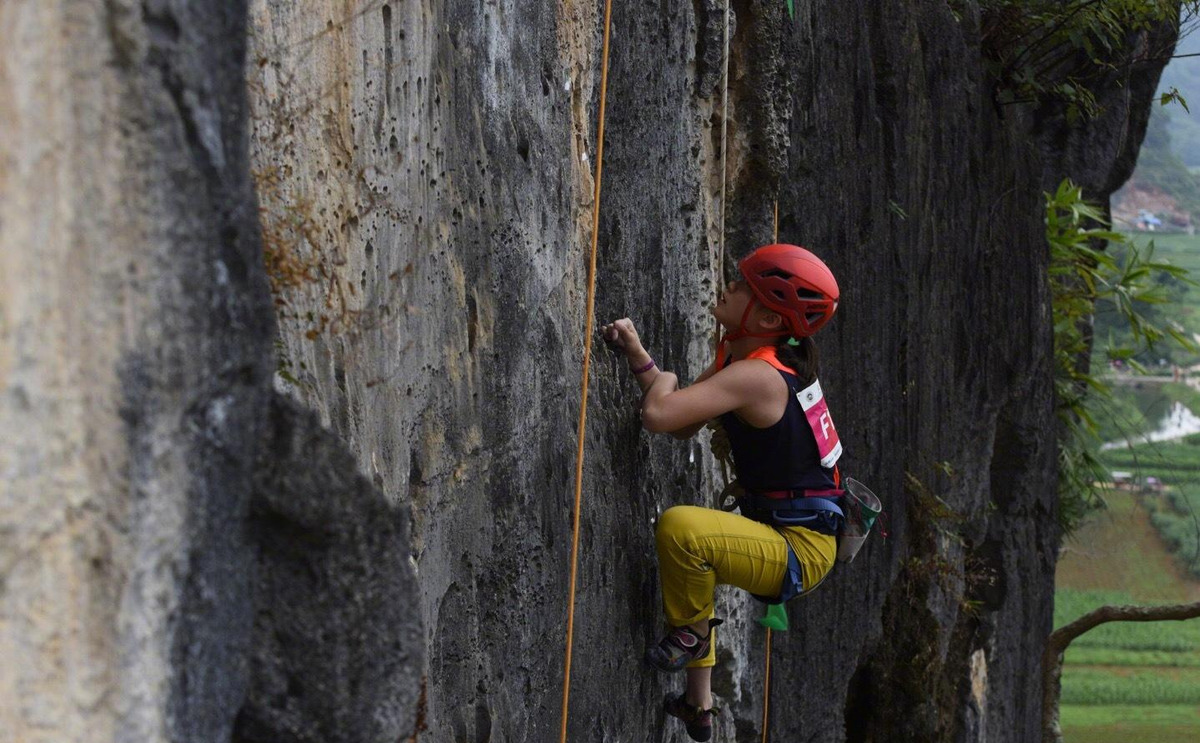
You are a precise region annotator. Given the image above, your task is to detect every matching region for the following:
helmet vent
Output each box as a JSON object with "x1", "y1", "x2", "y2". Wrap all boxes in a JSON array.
[
  {"x1": 796, "y1": 288, "x2": 824, "y2": 301},
  {"x1": 806, "y1": 312, "x2": 824, "y2": 323},
  {"x1": 761, "y1": 269, "x2": 793, "y2": 280}
]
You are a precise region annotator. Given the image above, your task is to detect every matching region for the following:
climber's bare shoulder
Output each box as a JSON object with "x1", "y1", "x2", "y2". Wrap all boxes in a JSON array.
[{"x1": 643, "y1": 359, "x2": 786, "y2": 435}]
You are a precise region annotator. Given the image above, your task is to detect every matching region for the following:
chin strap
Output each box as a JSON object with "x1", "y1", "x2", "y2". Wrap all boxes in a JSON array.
[{"x1": 717, "y1": 298, "x2": 792, "y2": 367}]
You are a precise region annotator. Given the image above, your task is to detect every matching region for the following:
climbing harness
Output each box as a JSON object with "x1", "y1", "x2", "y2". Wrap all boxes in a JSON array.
[
  {"x1": 740, "y1": 490, "x2": 844, "y2": 533},
  {"x1": 560, "y1": 0, "x2": 613, "y2": 741}
]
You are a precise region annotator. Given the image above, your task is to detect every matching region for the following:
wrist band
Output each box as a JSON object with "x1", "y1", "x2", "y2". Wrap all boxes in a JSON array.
[{"x1": 630, "y1": 358, "x2": 656, "y2": 375}]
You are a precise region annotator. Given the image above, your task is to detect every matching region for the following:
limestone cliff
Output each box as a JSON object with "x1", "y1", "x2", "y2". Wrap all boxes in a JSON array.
[
  {"x1": 245, "y1": 2, "x2": 1174, "y2": 741},
  {"x1": 1, "y1": 3, "x2": 419, "y2": 742},
  {"x1": 0, "y1": 1, "x2": 1175, "y2": 743}
]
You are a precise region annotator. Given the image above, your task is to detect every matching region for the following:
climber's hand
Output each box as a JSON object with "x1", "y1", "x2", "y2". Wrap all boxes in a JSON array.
[{"x1": 601, "y1": 318, "x2": 644, "y2": 357}]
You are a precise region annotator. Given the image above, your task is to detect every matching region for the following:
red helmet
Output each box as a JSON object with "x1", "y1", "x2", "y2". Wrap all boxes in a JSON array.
[{"x1": 738, "y1": 243, "x2": 839, "y2": 337}]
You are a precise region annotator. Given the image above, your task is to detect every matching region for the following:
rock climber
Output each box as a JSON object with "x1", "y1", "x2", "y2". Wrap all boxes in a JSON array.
[{"x1": 602, "y1": 243, "x2": 843, "y2": 742}]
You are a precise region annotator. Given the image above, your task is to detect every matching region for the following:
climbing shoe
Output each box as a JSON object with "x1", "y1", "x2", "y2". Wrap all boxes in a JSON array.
[
  {"x1": 664, "y1": 693, "x2": 719, "y2": 742},
  {"x1": 644, "y1": 619, "x2": 723, "y2": 672}
]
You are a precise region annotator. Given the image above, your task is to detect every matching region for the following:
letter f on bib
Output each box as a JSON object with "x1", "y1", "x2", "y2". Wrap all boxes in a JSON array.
[{"x1": 798, "y1": 379, "x2": 843, "y2": 469}]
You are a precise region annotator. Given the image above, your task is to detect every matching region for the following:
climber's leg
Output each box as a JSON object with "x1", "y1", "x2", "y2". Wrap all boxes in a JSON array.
[
  {"x1": 655, "y1": 505, "x2": 790, "y2": 628},
  {"x1": 685, "y1": 665, "x2": 713, "y2": 709}
]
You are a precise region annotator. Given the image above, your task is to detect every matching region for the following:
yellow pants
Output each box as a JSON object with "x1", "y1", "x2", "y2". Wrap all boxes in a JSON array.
[{"x1": 655, "y1": 505, "x2": 837, "y2": 668}]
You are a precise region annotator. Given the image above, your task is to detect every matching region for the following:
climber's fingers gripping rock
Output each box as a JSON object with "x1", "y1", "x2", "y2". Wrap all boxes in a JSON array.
[{"x1": 601, "y1": 317, "x2": 643, "y2": 355}]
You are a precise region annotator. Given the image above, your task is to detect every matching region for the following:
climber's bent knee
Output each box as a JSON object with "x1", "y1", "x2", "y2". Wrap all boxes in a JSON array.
[{"x1": 656, "y1": 505, "x2": 705, "y2": 553}]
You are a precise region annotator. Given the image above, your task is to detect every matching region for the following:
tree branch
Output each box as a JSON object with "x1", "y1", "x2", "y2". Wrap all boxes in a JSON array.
[
  {"x1": 1134, "y1": 51, "x2": 1200, "y2": 64},
  {"x1": 1041, "y1": 601, "x2": 1200, "y2": 743},
  {"x1": 1003, "y1": 0, "x2": 1106, "y2": 76}
]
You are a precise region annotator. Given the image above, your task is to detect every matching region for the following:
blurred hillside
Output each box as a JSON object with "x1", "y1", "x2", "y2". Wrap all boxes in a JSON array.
[
  {"x1": 1162, "y1": 29, "x2": 1200, "y2": 167},
  {"x1": 1115, "y1": 27, "x2": 1200, "y2": 227}
]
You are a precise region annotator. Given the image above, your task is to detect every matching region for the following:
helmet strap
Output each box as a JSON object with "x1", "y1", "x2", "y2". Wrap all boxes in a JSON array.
[{"x1": 718, "y1": 297, "x2": 791, "y2": 361}]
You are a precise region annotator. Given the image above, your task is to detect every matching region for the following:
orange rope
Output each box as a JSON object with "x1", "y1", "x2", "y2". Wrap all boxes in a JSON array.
[
  {"x1": 762, "y1": 627, "x2": 773, "y2": 742},
  {"x1": 560, "y1": 1, "x2": 614, "y2": 741}
]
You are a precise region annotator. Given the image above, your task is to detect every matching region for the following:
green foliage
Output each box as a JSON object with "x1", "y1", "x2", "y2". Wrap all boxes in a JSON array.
[
  {"x1": 973, "y1": 1, "x2": 1195, "y2": 118},
  {"x1": 1165, "y1": 381, "x2": 1200, "y2": 414},
  {"x1": 1097, "y1": 235, "x2": 1200, "y2": 368},
  {"x1": 1093, "y1": 249, "x2": 1196, "y2": 368},
  {"x1": 1160, "y1": 86, "x2": 1191, "y2": 113},
  {"x1": 1049, "y1": 180, "x2": 1197, "y2": 531},
  {"x1": 1085, "y1": 385, "x2": 1149, "y2": 442}
]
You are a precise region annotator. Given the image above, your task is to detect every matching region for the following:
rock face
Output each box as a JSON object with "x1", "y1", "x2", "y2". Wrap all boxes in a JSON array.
[
  {"x1": 1, "y1": 2, "x2": 1173, "y2": 743},
  {"x1": 246, "y1": 2, "x2": 1173, "y2": 742},
  {"x1": 0, "y1": 2, "x2": 420, "y2": 743}
]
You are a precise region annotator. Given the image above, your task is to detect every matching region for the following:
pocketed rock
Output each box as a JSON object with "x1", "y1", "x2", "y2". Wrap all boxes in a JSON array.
[
  {"x1": 0, "y1": 1, "x2": 1175, "y2": 742},
  {"x1": 1, "y1": 3, "x2": 421, "y2": 743},
  {"x1": 246, "y1": 3, "x2": 1174, "y2": 741}
]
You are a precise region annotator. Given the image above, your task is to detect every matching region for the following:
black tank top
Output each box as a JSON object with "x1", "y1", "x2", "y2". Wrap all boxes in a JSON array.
[{"x1": 718, "y1": 349, "x2": 837, "y2": 493}]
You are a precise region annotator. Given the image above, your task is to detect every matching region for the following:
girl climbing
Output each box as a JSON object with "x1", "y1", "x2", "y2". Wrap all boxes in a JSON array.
[{"x1": 602, "y1": 243, "x2": 844, "y2": 742}]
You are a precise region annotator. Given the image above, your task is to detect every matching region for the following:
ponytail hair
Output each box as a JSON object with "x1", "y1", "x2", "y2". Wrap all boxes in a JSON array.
[{"x1": 775, "y1": 335, "x2": 819, "y2": 386}]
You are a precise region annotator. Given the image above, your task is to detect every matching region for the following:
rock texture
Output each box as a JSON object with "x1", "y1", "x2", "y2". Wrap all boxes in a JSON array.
[
  {"x1": 0, "y1": 2, "x2": 420, "y2": 742},
  {"x1": 246, "y1": 2, "x2": 1174, "y2": 742},
  {"x1": 1, "y1": 1, "x2": 1174, "y2": 743}
]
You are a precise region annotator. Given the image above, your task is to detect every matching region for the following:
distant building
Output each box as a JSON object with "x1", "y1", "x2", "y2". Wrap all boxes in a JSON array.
[{"x1": 1137, "y1": 209, "x2": 1163, "y2": 231}]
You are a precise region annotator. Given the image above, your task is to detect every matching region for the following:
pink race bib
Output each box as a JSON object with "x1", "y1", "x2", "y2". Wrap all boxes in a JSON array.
[{"x1": 797, "y1": 378, "x2": 842, "y2": 469}]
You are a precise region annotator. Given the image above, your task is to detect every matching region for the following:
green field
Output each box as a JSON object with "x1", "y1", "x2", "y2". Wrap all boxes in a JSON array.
[
  {"x1": 1056, "y1": 486, "x2": 1200, "y2": 743},
  {"x1": 1098, "y1": 435, "x2": 1200, "y2": 579},
  {"x1": 1139, "y1": 232, "x2": 1200, "y2": 274},
  {"x1": 1060, "y1": 705, "x2": 1200, "y2": 743}
]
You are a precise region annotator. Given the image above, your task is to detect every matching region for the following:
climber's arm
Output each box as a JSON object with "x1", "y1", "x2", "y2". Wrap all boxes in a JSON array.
[
  {"x1": 666, "y1": 362, "x2": 719, "y2": 440},
  {"x1": 642, "y1": 361, "x2": 780, "y2": 434}
]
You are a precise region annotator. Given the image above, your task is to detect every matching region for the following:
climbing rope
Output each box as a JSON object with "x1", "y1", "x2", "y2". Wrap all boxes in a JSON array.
[
  {"x1": 561, "y1": 2, "x2": 781, "y2": 739},
  {"x1": 762, "y1": 626, "x2": 773, "y2": 742},
  {"x1": 560, "y1": 0, "x2": 614, "y2": 740}
]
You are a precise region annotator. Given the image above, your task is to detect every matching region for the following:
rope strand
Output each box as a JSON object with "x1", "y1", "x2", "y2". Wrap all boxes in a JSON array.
[
  {"x1": 560, "y1": 1, "x2": 614, "y2": 741},
  {"x1": 762, "y1": 627, "x2": 773, "y2": 742}
]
